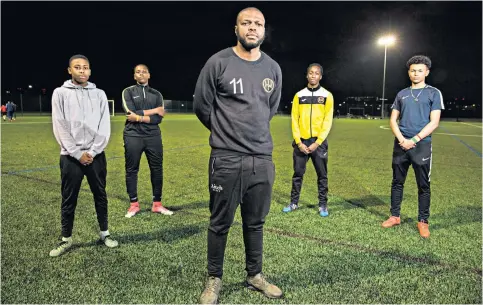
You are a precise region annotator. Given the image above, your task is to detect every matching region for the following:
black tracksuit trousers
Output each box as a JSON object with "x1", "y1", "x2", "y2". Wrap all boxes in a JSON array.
[
  {"x1": 391, "y1": 139, "x2": 432, "y2": 221},
  {"x1": 124, "y1": 135, "x2": 163, "y2": 203},
  {"x1": 207, "y1": 155, "x2": 275, "y2": 278},
  {"x1": 60, "y1": 153, "x2": 108, "y2": 237},
  {"x1": 290, "y1": 137, "x2": 329, "y2": 207}
]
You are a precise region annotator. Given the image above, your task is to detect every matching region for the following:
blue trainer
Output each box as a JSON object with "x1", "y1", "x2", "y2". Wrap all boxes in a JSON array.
[
  {"x1": 319, "y1": 206, "x2": 329, "y2": 217},
  {"x1": 283, "y1": 203, "x2": 298, "y2": 213}
]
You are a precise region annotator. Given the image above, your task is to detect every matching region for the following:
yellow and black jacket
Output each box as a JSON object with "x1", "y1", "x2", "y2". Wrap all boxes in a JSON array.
[{"x1": 291, "y1": 85, "x2": 334, "y2": 145}]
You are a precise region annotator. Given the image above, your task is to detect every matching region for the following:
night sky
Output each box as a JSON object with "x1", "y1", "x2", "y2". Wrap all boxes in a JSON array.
[{"x1": 1, "y1": 1, "x2": 482, "y2": 112}]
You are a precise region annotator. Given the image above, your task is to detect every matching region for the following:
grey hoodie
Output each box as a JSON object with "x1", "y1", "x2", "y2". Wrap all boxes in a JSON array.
[{"x1": 52, "y1": 80, "x2": 111, "y2": 160}]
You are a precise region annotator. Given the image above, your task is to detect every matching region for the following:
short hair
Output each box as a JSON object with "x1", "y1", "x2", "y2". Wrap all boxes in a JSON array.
[
  {"x1": 236, "y1": 7, "x2": 263, "y2": 24},
  {"x1": 69, "y1": 54, "x2": 89, "y2": 67},
  {"x1": 406, "y1": 55, "x2": 431, "y2": 69},
  {"x1": 134, "y1": 64, "x2": 150, "y2": 73},
  {"x1": 307, "y1": 63, "x2": 323, "y2": 74}
]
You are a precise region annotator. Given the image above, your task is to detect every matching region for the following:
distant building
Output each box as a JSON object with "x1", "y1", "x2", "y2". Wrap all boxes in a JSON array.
[{"x1": 340, "y1": 96, "x2": 385, "y2": 117}]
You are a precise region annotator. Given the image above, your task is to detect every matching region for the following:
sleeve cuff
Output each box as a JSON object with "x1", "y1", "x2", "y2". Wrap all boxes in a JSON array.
[
  {"x1": 72, "y1": 150, "x2": 83, "y2": 161},
  {"x1": 150, "y1": 115, "x2": 162, "y2": 125},
  {"x1": 316, "y1": 139, "x2": 323, "y2": 145},
  {"x1": 87, "y1": 151, "x2": 97, "y2": 158}
]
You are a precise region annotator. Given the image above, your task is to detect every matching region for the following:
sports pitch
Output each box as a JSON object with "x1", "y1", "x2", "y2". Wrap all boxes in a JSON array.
[{"x1": 1, "y1": 114, "x2": 481, "y2": 304}]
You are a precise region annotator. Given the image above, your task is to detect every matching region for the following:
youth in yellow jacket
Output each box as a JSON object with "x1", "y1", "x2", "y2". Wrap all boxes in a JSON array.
[{"x1": 283, "y1": 63, "x2": 334, "y2": 217}]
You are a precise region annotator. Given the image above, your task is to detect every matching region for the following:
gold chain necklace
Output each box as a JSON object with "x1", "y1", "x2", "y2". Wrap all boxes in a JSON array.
[{"x1": 410, "y1": 85, "x2": 427, "y2": 102}]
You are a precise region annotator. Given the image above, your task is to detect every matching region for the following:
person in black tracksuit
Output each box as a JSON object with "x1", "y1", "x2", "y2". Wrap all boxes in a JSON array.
[
  {"x1": 194, "y1": 7, "x2": 283, "y2": 304},
  {"x1": 122, "y1": 64, "x2": 173, "y2": 218}
]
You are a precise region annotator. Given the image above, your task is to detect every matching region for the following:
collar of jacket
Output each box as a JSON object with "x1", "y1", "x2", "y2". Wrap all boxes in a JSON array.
[
  {"x1": 136, "y1": 83, "x2": 149, "y2": 89},
  {"x1": 307, "y1": 84, "x2": 321, "y2": 92}
]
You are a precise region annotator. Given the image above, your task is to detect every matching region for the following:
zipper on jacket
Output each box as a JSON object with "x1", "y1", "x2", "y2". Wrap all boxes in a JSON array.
[
  {"x1": 82, "y1": 88, "x2": 86, "y2": 149},
  {"x1": 142, "y1": 86, "x2": 147, "y2": 110},
  {"x1": 310, "y1": 90, "x2": 313, "y2": 138}
]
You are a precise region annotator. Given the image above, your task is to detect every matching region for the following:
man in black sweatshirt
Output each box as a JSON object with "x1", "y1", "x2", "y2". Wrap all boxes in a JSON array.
[
  {"x1": 122, "y1": 64, "x2": 173, "y2": 218},
  {"x1": 194, "y1": 7, "x2": 283, "y2": 304}
]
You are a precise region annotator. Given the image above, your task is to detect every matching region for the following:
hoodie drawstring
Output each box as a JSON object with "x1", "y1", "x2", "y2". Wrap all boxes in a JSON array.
[
  {"x1": 72, "y1": 85, "x2": 95, "y2": 149},
  {"x1": 74, "y1": 87, "x2": 82, "y2": 109},
  {"x1": 87, "y1": 90, "x2": 94, "y2": 113}
]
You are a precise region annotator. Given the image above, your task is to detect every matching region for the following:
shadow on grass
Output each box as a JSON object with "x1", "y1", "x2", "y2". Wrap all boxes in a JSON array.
[
  {"x1": 219, "y1": 280, "x2": 291, "y2": 304},
  {"x1": 264, "y1": 226, "x2": 482, "y2": 278},
  {"x1": 70, "y1": 223, "x2": 204, "y2": 250},
  {"x1": 337, "y1": 194, "x2": 390, "y2": 218},
  {"x1": 118, "y1": 223, "x2": 204, "y2": 244},
  {"x1": 215, "y1": 245, "x2": 479, "y2": 304},
  {"x1": 271, "y1": 189, "x2": 319, "y2": 209},
  {"x1": 430, "y1": 205, "x2": 482, "y2": 230},
  {"x1": 7, "y1": 173, "x2": 208, "y2": 212},
  {"x1": 263, "y1": 251, "x2": 480, "y2": 304},
  {"x1": 7, "y1": 173, "x2": 129, "y2": 203},
  {"x1": 168, "y1": 201, "x2": 207, "y2": 211},
  {"x1": 272, "y1": 188, "x2": 391, "y2": 219}
]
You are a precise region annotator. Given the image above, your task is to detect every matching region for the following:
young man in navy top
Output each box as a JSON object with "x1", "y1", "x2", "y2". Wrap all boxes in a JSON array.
[{"x1": 382, "y1": 55, "x2": 444, "y2": 238}]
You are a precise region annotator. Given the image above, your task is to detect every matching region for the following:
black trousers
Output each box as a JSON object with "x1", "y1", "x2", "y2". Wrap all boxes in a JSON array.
[
  {"x1": 391, "y1": 139, "x2": 432, "y2": 221},
  {"x1": 124, "y1": 135, "x2": 163, "y2": 203},
  {"x1": 60, "y1": 153, "x2": 108, "y2": 237},
  {"x1": 207, "y1": 155, "x2": 275, "y2": 278},
  {"x1": 290, "y1": 137, "x2": 329, "y2": 207}
]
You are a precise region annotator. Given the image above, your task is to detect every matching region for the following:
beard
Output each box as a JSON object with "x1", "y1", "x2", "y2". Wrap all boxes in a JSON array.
[{"x1": 236, "y1": 29, "x2": 265, "y2": 51}]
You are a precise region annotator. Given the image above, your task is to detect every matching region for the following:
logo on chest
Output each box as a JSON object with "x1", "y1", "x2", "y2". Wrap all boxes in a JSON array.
[
  {"x1": 317, "y1": 96, "x2": 326, "y2": 104},
  {"x1": 262, "y1": 78, "x2": 275, "y2": 93}
]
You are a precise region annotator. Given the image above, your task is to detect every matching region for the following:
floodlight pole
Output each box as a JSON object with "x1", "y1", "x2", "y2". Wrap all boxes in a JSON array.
[{"x1": 381, "y1": 44, "x2": 387, "y2": 119}]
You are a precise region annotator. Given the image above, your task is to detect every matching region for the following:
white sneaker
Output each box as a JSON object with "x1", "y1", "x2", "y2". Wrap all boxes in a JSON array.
[
  {"x1": 49, "y1": 239, "x2": 73, "y2": 257},
  {"x1": 101, "y1": 235, "x2": 118, "y2": 248}
]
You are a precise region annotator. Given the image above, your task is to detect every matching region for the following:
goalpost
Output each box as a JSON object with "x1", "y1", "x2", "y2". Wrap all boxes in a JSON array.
[
  {"x1": 108, "y1": 100, "x2": 115, "y2": 116},
  {"x1": 348, "y1": 107, "x2": 365, "y2": 117}
]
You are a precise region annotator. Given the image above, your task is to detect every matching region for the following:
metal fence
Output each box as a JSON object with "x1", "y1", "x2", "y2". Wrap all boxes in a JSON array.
[
  {"x1": 2, "y1": 91, "x2": 481, "y2": 119},
  {"x1": 163, "y1": 100, "x2": 193, "y2": 113},
  {"x1": 0, "y1": 92, "x2": 196, "y2": 116}
]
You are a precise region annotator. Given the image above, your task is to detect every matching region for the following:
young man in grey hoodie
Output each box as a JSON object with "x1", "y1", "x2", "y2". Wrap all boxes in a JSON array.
[{"x1": 50, "y1": 54, "x2": 118, "y2": 257}]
